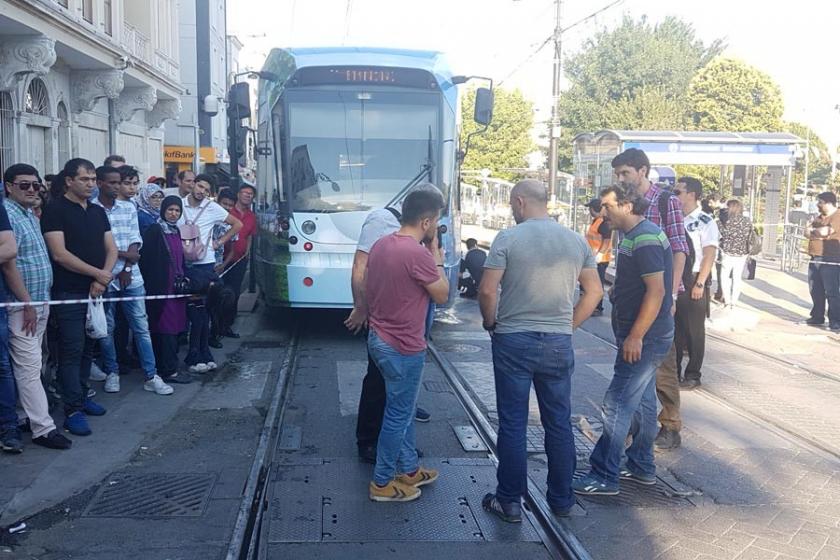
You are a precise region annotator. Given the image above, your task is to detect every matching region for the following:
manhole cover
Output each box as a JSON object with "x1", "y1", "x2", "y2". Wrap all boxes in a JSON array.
[
  {"x1": 83, "y1": 473, "x2": 216, "y2": 518},
  {"x1": 438, "y1": 343, "x2": 482, "y2": 354}
]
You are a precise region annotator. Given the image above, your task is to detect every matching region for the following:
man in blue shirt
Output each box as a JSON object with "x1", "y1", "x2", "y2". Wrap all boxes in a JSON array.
[{"x1": 573, "y1": 185, "x2": 675, "y2": 496}]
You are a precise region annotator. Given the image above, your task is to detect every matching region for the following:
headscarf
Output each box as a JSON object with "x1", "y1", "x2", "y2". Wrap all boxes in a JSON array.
[
  {"x1": 158, "y1": 195, "x2": 183, "y2": 234},
  {"x1": 137, "y1": 183, "x2": 164, "y2": 216}
]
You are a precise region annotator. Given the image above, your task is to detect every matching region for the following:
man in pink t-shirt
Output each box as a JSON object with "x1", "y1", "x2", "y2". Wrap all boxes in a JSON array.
[{"x1": 365, "y1": 189, "x2": 450, "y2": 502}]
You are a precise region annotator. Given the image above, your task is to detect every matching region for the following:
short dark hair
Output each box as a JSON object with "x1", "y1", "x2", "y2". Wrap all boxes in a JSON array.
[
  {"x1": 103, "y1": 155, "x2": 126, "y2": 167},
  {"x1": 465, "y1": 238, "x2": 478, "y2": 249},
  {"x1": 52, "y1": 158, "x2": 95, "y2": 198},
  {"x1": 4, "y1": 163, "x2": 39, "y2": 185},
  {"x1": 194, "y1": 174, "x2": 216, "y2": 189},
  {"x1": 178, "y1": 170, "x2": 195, "y2": 181},
  {"x1": 217, "y1": 188, "x2": 236, "y2": 204},
  {"x1": 238, "y1": 184, "x2": 256, "y2": 195},
  {"x1": 678, "y1": 176, "x2": 703, "y2": 199},
  {"x1": 611, "y1": 148, "x2": 650, "y2": 177},
  {"x1": 401, "y1": 189, "x2": 445, "y2": 224},
  {"x1": 599, "y1": 184, "x2": 650, "y2": 216},
  {"x1": 118, "y1": 165, "x2": 139, "y2": 181},
  {"x1": 96, "y1": 165, "x2": 121, "y2": 181},
  {"x1": 817, "y1": 191, "x2": 837, "y2": 206}
]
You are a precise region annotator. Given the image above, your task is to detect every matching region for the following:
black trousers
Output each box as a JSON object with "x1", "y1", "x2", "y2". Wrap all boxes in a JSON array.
[
  {"x1": 151, "y1": 333, "x2": 179, "y2": 378},
  {"x1": 674, "y1": 289, "x2": 707, "y2": 382},
  {"x1": 355, "y1": 352, "x2": 386, "y2": 449}
]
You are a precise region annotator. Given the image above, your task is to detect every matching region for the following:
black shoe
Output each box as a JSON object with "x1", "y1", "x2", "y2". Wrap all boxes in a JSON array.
[
  {"x1": 482, "y1": 493, "x2": 522, "y2": 523},
  {"x1": 550, "y1": 505, "x2": 572, "y2": 517},
  {"x1": 415, "y1": 407, "x2": 431, "y2": 423},
  {"x1": 208, "y1": 337, "x2": 224, "y2": 349},
  {"x1": 1, "y1": 429, "x2": 23, "y2": 454},
  {"x1": 162, "y1": 372, "x2": 193, "y2": 384},
  {"x1": 223, "y1": 328, "x2": 241, "y2": 339},
  {"x1": 17, "y1": 418, "x2": 31, "y2": 433},
  {"x1": 804, "y1": 319, "x2": 825, "y2": 327},
  {"x1": 679, "y1": 379, "x2": 701, "y2": 391},
  {"x1": 33, "y1": 430, "x2": 72, "y2": 450},
  {"x1": 358, "y1": 445, "x2": 377, "y2": 464},
  {"x1": 654, "y1": 427, "x2": 681, "y2": 450},
  {"x1": 829, "y1": 324, "x2": 840, "y2": 333}
]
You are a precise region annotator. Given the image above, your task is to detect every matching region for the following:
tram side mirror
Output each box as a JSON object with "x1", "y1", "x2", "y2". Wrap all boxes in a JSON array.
[{"x1": 474, "y1": 87, "x2": 494, "y2": 126}]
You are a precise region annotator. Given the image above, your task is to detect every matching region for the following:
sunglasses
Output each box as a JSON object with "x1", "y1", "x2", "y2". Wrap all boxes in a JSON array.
[{"x1": 11, "y1": 181, "x2": 43, "y2": 191}]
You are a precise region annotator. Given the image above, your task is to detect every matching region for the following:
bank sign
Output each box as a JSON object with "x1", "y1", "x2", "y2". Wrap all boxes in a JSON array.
[{"x1": 623, "y1": 141, "x2": 796, "y2": 167}]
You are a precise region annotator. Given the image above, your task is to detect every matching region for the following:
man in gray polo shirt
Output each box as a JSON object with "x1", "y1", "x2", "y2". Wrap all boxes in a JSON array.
[{"x1": 479, "y1": 179, "x2": 603, "y2": 522}]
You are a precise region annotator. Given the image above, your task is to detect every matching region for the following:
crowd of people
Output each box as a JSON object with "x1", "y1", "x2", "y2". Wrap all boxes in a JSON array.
[{"x1": 0, "y1": 156, "x2": 257, "y2": 453}]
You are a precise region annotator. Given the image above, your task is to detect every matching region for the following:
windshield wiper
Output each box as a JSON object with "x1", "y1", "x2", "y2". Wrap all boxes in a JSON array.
[
  {"x1": 316, "y1": 172, "x2": 341, "y2": 192},
  {"x1": 384, "y1": 126, "x2": 435, "y2": 209}
]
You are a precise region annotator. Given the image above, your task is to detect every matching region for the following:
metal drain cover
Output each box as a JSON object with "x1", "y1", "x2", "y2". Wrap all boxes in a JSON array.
[
  {"x1": 83, "y1": 473, "x2": 216, "y2": 518},
  {"x1": 423, "y1": 380, "x2": 452, "y2": 393}
]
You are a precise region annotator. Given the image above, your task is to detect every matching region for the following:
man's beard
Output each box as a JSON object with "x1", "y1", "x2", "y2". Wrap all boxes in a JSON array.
[{"x1": 618, "y1": 180, "x2": 640, "y2": 195}]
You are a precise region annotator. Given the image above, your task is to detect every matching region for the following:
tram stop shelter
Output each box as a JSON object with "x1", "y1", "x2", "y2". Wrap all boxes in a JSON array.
[{"x1": 572, "y1": 130, "x2": 806, "y2": 257}]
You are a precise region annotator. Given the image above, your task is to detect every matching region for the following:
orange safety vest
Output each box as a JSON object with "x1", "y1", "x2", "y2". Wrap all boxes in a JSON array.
[{"x1": 586, "y1": 217, "x2": 611, "y2": 264}]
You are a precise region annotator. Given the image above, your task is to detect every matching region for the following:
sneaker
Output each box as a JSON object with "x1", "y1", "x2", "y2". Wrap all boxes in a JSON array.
[
  {"x1": 481, "y1": 493, "x2": 522, "y2": 523},
  {"x1": 209, "y1": 337, "x2": 223, "y2": 349},
  {"x1": 63, "y1": 412, "x2": 91, "y2": 436},
  {"x1": 89, "y1": 363, "x2": 107, "y2": 382},
  {"x1": 654, "y1": 427, "x2": 682, "y2": 451},
  {"x1": 33, "y1": 430, "x2": 72, "y2": 450},
  {"x1": 0, "y1": 429, "x2": 23, "y2": 454},
  {"x1": 415, "y1": 407, "x2": 431, "y2": 423},
  {"x1": 679, "y1": 379, "x2": 701, "y2": 391},
  {"x1": 619, "y1": 467, "x2": 656, "y2": 486},
  {"x1": 144, "y1": 375, "x2": 174, "y2": 395},
  {"x1": 83, "y1": 399, "x2": 107, "y2": 416},
  {"x1": 104, "y1": 373, "x2": 120, "y2": 393},
  {"x1": 162, "y1": 372, "x2": 193, "y2": 384},
  {"x1": 87, "y1": 388, "x2": 96, "y2": 398},
  {"x1": 572, "y1": 473, "x2": 619, "y2": 496},
  {"x1": 396, "y1": 466, "x2": 438, "y2": 488},
  {"x1": 206, "y1": 362, "x2": 218, "y2": 371},
  {"x1": 369, "y1": 479, "x2": 421, "y2": 502},
  {"x1": 188, "y1": 363, "x2": 209, "y2": 374}
]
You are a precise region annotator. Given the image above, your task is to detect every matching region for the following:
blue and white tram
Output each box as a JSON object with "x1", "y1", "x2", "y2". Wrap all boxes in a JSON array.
[{"x1": 253, "y1": 47, "x2": 490, "y2": 308}]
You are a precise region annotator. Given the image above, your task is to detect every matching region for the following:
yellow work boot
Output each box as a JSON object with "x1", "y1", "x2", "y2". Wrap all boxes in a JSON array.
[
  {"x1": 369, "y1": 479, "x2": 422, "y2": 502},
  {"x1": 396, "y1": 466, "x2": 439, "y2": 488}
]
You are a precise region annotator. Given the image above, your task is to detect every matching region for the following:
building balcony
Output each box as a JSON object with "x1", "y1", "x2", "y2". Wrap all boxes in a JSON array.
[{"x1": 121, "y1": 21, "x2": 151, "y2": 65}]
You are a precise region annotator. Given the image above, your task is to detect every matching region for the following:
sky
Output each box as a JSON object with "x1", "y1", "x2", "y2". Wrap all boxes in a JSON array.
[{"x1": 228, "y1": 0, "x2": 840, "y2": 152}]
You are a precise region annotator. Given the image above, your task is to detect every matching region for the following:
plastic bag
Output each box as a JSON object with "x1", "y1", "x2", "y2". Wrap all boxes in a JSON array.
[{"x1": 85, "y1": 298, "x2": 108, "y2": 339}]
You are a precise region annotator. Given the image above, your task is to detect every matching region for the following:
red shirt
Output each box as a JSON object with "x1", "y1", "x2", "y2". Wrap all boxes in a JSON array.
[
  {"x1": 228, "y1": 206, "x2": 256, "y2": 261},
  {"x1": 366, "y1": 233, "x2": 439, "y2": 354}
]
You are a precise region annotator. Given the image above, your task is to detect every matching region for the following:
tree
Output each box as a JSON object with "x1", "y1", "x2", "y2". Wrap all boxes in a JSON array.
[
  {"x1": 556, "y1": 15, "x2": 725, "y2": 170},
  {"x1": 687, "y1": 58, "x2": 784, "y2": 132},
  {"x1": 783, "y1": 121, "x2": 833, "y2": 187},
  {"x1": 461, "y1": 87, "x2": 535, "y2": 179}
]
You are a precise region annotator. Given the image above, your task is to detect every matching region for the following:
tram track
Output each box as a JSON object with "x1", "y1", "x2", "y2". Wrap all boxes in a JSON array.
[{"x1": 577, "y1": 326, "x2": 840, "y2": 466}]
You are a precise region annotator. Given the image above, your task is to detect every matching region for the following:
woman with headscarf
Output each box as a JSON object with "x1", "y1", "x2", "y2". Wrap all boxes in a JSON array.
[
  {"x1": 139, "y1": 195, "x2": 191, "y2": 384},
  {"x1": 136, "y1": 183, "x2": 165, "y2": 235}
]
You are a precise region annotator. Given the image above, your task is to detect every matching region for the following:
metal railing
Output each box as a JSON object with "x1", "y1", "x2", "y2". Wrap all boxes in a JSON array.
[
  {"x1": 121, "y1": 21, "x2": 151, "y2": 64},
  {"x1": 781, "y1": 223, "x2": 807, "y2": 273}
]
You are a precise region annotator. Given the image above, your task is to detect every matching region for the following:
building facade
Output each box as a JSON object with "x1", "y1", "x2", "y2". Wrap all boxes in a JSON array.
[{"x1": 0, "y1": 0, "x2": 183, "y2": 178}]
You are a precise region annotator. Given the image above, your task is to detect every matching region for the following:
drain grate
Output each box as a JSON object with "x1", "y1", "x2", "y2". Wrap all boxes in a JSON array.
[
  {"x1": 83, "y1": 473, "x2": 216, "y2": 518},
  {"x1": 423, "y1": 380, "x2": 452, "y2": 393}
]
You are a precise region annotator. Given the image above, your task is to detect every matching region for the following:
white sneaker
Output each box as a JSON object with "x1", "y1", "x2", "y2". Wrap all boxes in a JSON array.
[
  {"x1": 89, "y1": 363, "x2": 107, "y2": 382},
  {"x1": 144, "y1": 375, "x2": 174, "y2": 395},
  {"x1": 188, "y1": 363, "x2": 209, "y2": 374},
  {"x1": 104, "y1": 373, "x2": 120, "y2": 393},
  {"x1": 206, "y1": 362, "x2": 217, "y2": 371}
]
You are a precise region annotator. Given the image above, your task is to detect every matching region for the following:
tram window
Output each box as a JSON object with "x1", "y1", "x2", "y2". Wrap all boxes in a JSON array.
[{"x1": 270, "y1": 106, "x2": 286, "y2": 209}]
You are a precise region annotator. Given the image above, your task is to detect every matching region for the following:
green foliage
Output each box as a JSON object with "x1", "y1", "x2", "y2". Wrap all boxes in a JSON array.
[
  {"x1": 461, "y1": 87, "x2": 535, "y2": 180},
  {"x1": 687, "y1": 58, "x2": 784, "y2": 131},
  {"x1": 783, "y1": 121, "x2": 833, "y2": 186}
]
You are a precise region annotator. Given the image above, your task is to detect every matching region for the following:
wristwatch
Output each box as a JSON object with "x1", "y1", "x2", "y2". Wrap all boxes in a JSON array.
[
  {"x1": 124, "y1": 265, "x2": 133, "y2": 272},
  {"x1": 694, "y1": 281, "x2": 703, "y2": 289}
]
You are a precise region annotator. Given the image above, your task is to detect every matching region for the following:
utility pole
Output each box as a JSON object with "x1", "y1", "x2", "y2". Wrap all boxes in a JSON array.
[{"x1": 547, "y1": 0, "x2": 563, "y2": 204}]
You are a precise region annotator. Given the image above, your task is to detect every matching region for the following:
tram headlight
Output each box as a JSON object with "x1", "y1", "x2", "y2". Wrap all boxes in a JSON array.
[{"x1": 301, "y1": 220, "x2": 316, "y2": 235}]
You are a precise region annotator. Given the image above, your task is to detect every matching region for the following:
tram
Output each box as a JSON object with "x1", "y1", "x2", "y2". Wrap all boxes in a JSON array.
[{"x1": 252, "y1": 47, "x2": 492, "y2": 308}]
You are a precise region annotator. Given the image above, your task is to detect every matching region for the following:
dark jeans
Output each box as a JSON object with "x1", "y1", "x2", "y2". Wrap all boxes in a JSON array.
[
  {"x1": 809, "y1": 257, "x2": 840, "y2": 326},
  {"x1": 113, "y1": 303, "x2": 131, "y2": 367},
  {"x1": 224, "y1": 257, "x2": 248, "y2": 301},
  {"x1": 52, "y1": 292, "x2": 97, "y2": 414},
  {"x1": 590, "y1": 321, "x2": 674, "y2": 485},
  {"x1": 491, "y1": 331, "x2": 576, "y2": 511},
  {"x1": 356, "y1": 352, "x2": 386, "y2": 449},
  {"x1": 596, "y1": 262, "x2": 608, "y2": 310},
  {"x1": 675, "y1": 289, "x2": 707, "y2": 381},
  {"x1": 0, "y1": 309, "x2": 18, "y2": 432},
  {"x1": 185, "y1": 263, "x2": 216, "y2": 366},
  {"x1": 152, "y1": 333, "x2": 179, "y2": 378}
]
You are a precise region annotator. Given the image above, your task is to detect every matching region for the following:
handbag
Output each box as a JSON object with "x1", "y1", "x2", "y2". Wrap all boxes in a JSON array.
[
  {"x1": 179, "y1": 202, "x2": 210, "y2": 262},
  {"x1": 747, "y1": 228, "x2": 762, "y2": 256},
  {"x1": 160, "y1": 228, "x2": 193, "y2": 295}
]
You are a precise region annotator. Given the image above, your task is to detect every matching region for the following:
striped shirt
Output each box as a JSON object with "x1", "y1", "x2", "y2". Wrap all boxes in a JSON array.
[
  {"x1": 4, "y1": 199, "x2": 53, "y2": 303},
  {"x1": 92, "y1": 198, "x2": 144, "y2": 289}
]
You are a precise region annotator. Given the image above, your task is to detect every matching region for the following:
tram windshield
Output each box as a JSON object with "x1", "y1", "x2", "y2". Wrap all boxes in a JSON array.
[{"x1": 283, "y1": 89, "x2": 440, "y2": 213}]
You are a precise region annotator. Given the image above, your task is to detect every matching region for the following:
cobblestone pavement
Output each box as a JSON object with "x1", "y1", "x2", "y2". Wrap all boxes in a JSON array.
[{"x1": 433, "y1": 297, "x2": 840, "y2": 560}]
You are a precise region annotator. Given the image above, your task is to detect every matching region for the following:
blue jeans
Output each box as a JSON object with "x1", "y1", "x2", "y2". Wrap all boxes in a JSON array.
[
  {"x1": 367, "y1": 329, "x2": 425, "y2": 485},
  {"x1": 52, "y1": 292, "x2": 97, "y2": 414},
  {"x1": 492, "y1": 331, "x2": 576, "y2": 510},
  {"x1": 101, "y1": 285, "x2": 158, "y2": 380},
  {"x1": 0, "y1": 309, "x2": 18, "y2": 432},
  {"x1": 809, "y1": 257, "x2": 840, "y2": 326},
  {"x1": 589, "y1": 321, "x2": 674, "y2": 485}
]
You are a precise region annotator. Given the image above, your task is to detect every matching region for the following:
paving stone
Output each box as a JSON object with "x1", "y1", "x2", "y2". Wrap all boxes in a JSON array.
[
  {"x1": 714, "y1": 530, "x2": 758, "y2": 555},
  {"x1": 787, "y1": 529, "x2": 829, "y2": 554},
  {"x1": 735, "y1": 546, "x2": 780, "y2": 560},
  {"x1": 814, "y1": 546, "x2": 840, "y2": 559},
  {"x1": 750, "y1": 538, "x2": 818, "y2": 560},
  {"x1": 657, "y1": 545, "x2": 702, "y2": 560}
]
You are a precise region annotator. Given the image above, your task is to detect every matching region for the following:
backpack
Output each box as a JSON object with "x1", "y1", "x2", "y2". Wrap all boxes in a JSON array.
[
  {"x1": 657, "y1": 190, "x2": 697, "y2": 288},
  {"x1": 179, "y1": 202, "x2": 210, "y2": 262}
]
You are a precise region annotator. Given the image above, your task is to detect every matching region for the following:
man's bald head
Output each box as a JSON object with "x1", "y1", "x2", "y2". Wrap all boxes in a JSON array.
[{"x1": 510, "y1": 179, "x2": 549, "y2": 224}]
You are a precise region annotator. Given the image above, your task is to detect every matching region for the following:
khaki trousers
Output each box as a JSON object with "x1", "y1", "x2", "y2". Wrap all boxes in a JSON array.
[
  {"x1": 8, "y1": 305, "x2": 55, "y2": 438},
  {"x1": 655, "y1": 342, "x2": 681, "y2": 432}
]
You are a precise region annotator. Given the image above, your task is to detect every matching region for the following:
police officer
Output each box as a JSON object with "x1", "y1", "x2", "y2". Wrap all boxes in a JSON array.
[{"x1": 654, "y1": 177, "x2": 719, "y2": 450}]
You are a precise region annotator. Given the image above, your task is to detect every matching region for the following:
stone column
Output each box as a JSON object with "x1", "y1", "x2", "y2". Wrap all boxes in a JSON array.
[{"x1": 763, "y1": 166, "x2": 783, "y2": 257}]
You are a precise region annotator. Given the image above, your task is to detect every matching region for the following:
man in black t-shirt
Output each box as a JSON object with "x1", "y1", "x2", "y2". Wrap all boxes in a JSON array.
[
  {"x1": 458, "y1": 238, "x2": 486, "y2": 298},
  {"x1": 41, "y1": 159, "x2": 118, "y2": 437}
]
